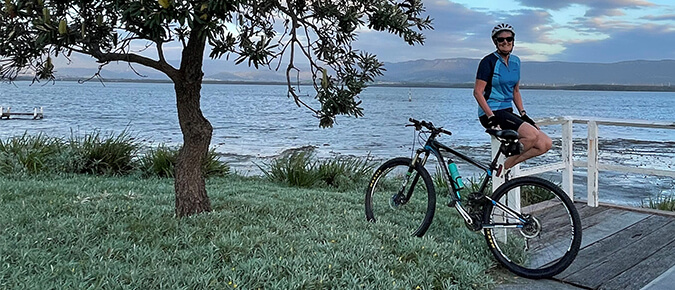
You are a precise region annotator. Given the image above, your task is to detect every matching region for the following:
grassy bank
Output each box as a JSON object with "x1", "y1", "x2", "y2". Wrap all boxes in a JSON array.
[{"x1": 0, "y1": 174, "x2": 498, "y2": 289}]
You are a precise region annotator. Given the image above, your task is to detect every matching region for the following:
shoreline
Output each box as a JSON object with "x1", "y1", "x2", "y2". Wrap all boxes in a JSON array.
[{"x1": 10, "y1": 77, "x2": 675, "y2": 92}]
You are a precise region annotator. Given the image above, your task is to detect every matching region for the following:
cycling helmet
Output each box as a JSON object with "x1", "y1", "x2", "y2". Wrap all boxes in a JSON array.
[{"x1": 491, "y1": 23, "x2": 515, "y2": 39}]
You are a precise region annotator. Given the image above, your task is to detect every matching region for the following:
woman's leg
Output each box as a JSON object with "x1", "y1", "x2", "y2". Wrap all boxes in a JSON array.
[{"x1": 503, "y1": 123, "x2": 552, "y2": 170}]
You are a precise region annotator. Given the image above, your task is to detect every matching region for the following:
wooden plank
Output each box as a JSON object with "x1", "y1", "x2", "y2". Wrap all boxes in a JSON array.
[
  {"x1": 556, "y1": 215, "x2": 672, "y2": 279},
  {"x1": 521, "y1": 201, "x2": 573, "y2": 225},
  {"x1": 575, "y1": 203, "x2": 609, "y2": 222},
  {"x1": 587, "y1": 120, "x2": 599, "y2": 207},
  {"x1": 565, "y1": 116, "x2": 675, "y2": 129},
  {"x1": 511, "y1": 205, "x2": 614, "y2": 266},
  {"x1": 598, "y1": 202, "x2": 675, "y2": 218},
  {"x1": 528, "y1": 208, "x2": 634, "y2": 255},
  {"x1": 599, "y1": 164, "x2": 675, "y2": 178},
  {"x1": 524, "y1": 203, "x2": 608, "y2": 247},
  {"x1": 518, "y1": 162, "x2": 565, "y2": 176},
  {"x1": 561, "y1": 119, "x2": 574, "y2": 200},
  {"x1": 562, "y1": 219, "x2": 675, "y2": 289},
  {"x1": 600, "y1": 238, "x2": 675, "y2": 289},
  {"x1": 578, "y1": 209, "x2": 649, "y2": 248},
  {"x1": 526, "y1": 202, "x2": 605, "y2": 230},
  {"x1": 7, "y1": 112, "x2": 36, "y2": 115}
]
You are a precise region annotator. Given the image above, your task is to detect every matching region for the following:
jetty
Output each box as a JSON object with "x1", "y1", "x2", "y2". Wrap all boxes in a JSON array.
[
  {"x1": 494, "y1": 116, "x2": 675, "y2": 289},
  {"x1": 497, "y1": 203, "x2": 675, "y2": 290},
  {"x1": 0, "y1": 107, "x2": 44, "y2": 120},
  {"x1": 556, "y1": 202, "x2": 675, "y2": 289}
]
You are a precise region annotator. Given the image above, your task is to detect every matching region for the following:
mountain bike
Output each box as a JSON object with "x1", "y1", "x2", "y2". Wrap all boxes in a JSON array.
[{"x1": 365, "y1": 118, "x2": 582, "y2": 279}]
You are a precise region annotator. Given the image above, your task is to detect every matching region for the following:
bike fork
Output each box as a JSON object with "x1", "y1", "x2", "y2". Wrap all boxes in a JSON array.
[{"x1": 393, "y1": 152, "x2": 429, "y2": 205}]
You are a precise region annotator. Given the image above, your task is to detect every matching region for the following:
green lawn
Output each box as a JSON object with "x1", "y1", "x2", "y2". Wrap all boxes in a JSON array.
[{"x1": 0, "y1": 175, "x2": 499, "y2": 289}]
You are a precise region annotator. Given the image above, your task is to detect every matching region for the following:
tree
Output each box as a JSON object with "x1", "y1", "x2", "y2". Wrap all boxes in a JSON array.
[{"x1": 0, "y1": 0, "x2": 432, "y2": 217}]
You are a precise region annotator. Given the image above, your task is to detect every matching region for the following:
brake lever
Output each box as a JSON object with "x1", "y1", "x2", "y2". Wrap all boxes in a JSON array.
[{"x1": 406, "y1": 123, "x2": 423, "y2": 131}]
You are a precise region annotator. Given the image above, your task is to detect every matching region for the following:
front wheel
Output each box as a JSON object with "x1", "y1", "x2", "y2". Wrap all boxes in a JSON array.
[
  {"x1": 365, "y1": 157, "x2": 436, "y2": 237},
  {"x1": 482, "y1": 176, "x2": 582, "y2": 279}
]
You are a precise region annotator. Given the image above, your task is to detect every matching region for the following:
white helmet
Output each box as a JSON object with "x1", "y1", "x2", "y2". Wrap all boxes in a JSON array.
[{"x1": 491, "y1": 23, "x2": 515, "y2": 39}]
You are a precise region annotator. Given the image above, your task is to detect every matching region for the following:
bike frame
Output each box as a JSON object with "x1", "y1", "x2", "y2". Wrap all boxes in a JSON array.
[{"x1": 410, "y1": 130, "x2": 527, "y2": 229}]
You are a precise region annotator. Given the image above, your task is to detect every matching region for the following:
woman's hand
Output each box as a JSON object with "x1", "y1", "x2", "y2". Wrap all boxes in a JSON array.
[
  {"x1": 486, "y1": 115, "x2": 500, "y2": 129},
  {"x1": 520, "y1": 113, "x2": 538, "y2": 129}
]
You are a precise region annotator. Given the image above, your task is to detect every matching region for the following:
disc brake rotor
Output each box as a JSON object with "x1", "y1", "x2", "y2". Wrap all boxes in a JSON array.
[{"x1": 520, "y1": 215, "x2": 541, "y2": 238}]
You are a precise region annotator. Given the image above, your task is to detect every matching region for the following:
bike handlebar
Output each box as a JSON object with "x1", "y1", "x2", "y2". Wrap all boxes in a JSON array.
[{"x1": 408, "y1": 118, "x2": 452, "y2": 136}]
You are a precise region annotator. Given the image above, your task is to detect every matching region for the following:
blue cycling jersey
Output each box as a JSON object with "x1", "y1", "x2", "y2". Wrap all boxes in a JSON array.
[{"x1": 475, "y1": 52, "x2": 521, "y2": 117}]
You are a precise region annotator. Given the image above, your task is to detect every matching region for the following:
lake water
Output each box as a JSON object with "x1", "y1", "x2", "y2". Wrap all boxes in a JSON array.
[{"x1": 1, "y1": 81, "x2": 673, "y2": 205}]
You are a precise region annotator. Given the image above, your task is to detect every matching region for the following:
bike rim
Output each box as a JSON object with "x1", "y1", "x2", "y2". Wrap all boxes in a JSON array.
[
  {"x1": 485, "y1": 182, "x2": 578, "y2": 273},
  {"x1": 368, "y1": 164, "x2": 432, "y2": 236}
]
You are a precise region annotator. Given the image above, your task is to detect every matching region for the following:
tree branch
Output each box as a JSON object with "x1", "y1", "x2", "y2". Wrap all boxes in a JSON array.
[{"x1": 91, "y1": 51, "x2": 178, "y2": 80}]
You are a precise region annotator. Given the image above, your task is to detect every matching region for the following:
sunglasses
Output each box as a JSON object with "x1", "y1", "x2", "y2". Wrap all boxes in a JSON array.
[{"x1": 496, "y1": 37, "x2": 514, "y2": 43}]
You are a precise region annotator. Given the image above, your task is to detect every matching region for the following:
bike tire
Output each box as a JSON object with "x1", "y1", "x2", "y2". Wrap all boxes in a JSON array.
[
  {"x1": 365, "y1": 157, "x2": 436, "y2": 237},
  {"x1": 482, "y1": 176, "x2": 582, "y2": 279}
]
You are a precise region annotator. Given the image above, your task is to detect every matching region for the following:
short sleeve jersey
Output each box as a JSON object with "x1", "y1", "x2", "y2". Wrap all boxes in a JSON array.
[{"x1": 475, "y1": 52, "x2": 521, "y2": 116}]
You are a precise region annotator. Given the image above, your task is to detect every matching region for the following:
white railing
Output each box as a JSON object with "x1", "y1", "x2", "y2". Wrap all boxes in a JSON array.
[{"x1": 492, "y1": 116, "x2": 675, "y2": 207}]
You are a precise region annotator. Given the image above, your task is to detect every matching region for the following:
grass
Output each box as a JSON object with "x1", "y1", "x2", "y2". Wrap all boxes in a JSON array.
[
  {"x1": 520, "y1": 184, "x2": 556, "y2": 207},
  {"x1": 258, "y1": 152, "x2": 373, "y2": 191},
  {"x1": 0, "y1": 174, "x2": 499, "y2": 289},
  {"x1": 71, "y1": 130, "x2": 140, "y2": 175},
  {"x1": 0, "y1": 133, "x2": 64, "y2": 174},
  {"x1": 138, "y1": 144, "x2": 230, "y2": 178},
  {"x1": 642, "y1": 192, "x2": 675, "y2": 211},
  {"x1": 0, "y1": 133, "x2": 228, "y2": 178}
]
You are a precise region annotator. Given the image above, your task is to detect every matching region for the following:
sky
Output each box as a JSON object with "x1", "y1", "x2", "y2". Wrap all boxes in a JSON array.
[
  {"x1": 354, "y1": 0, "x2": 675, "y2": 63},
  {"x1": 56, "y1": 0, "x2": 675, "y2": 73}
]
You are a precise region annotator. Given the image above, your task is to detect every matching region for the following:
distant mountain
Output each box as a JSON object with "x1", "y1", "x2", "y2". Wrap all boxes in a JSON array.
[
  {"x1": 522, "y1": 60, "x2": 675, "y2": 85},
  {"x1": 377, "y1": 58, "x2": 477, "y2": 85},
  {"x1": 51, "y1": 58, "x2": 675, "y2": 86},
  {"x1": 376, "y1": 58, "x2": 675, "y2": 86}
]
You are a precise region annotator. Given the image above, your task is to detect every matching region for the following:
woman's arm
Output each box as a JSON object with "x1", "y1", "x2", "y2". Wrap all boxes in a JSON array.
[
  {"x1": 473, "y1": 79, "x2": 493, "y2": 117},
  {"x1": 513, "y1": 82, "x2": 525, "y2": 114}
]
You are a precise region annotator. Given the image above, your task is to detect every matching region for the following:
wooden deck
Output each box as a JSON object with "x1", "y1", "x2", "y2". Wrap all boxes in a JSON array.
[{"x1": 553, "y1": 202, "x2": 675, "y2": 289}]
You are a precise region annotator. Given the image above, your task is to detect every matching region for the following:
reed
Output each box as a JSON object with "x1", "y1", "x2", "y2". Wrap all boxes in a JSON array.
[
  {"x1": 258, "y1": 152, "x2": 373, "y2": 190},
  {"x1": 642, "y1": 192, "x2": 675, "y2": 211},
  {"x1": 139, "y1": 145, "x2": 230, "y2": 178}
]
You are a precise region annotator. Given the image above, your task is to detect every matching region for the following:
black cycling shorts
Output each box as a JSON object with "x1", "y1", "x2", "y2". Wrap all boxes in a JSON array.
[{"x1": 479, "y1": 108, "x2": 525, "y2": 131}]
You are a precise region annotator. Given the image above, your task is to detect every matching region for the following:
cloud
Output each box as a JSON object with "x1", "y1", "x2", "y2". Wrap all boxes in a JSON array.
[
  {"x1": 51, "y1": 0, "x2": 675, "y2": 75},
  {"x1": 641, "y1": 14, "x2": 675, "y2": 21},
  {"x1": 353, "y1": 1, "x2": 560, "y2": 62},
  {"x1": 353, "y1": 0, "x2": 494, "y2": 61},
  {"x1": 516, "y1": 0, "x2": 655, "y2": 17},
  {"x1": 555, "y1": 23, "x2": 675, "y2": 62}
]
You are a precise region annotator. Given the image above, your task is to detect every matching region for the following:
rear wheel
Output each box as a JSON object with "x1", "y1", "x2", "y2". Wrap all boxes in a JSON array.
[
  {"x1": 365, "y1": 157, "x2": 436, "y2": 237},
  {"x1": 482, "y1": 176, "x2": 582, "y2": 278}
]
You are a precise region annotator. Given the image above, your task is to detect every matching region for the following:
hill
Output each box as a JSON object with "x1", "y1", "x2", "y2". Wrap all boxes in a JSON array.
[
  {"x1": 376, "y1": 58, "x2": 675, "y2": 86},
  {"x1": 49, "y1": 58, "x2": 675, "y2": 88}
]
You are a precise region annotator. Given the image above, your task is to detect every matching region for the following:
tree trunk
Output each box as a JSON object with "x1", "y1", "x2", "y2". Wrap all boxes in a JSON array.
[{"x1": 173, "y1": 30, "x2": 212, "y2": 218}]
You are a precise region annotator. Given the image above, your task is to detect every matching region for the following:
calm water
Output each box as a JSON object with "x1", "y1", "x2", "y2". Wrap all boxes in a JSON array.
[{"x1": 1, "y1": 81, "x2": 673, "y2": 204}]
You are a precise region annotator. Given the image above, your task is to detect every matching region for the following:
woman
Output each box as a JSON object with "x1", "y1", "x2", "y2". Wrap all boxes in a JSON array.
[{"x1": 473, "y1": 23, "x2": 552, "y2": 177}]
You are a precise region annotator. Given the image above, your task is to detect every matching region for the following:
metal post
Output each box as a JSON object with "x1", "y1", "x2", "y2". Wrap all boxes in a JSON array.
[
  {"x1": 562, "y1": 118, "x2": 574, "y2": 200},
  {"x1": 587, "y1": 120, "x2": 599, "y2": 207}
]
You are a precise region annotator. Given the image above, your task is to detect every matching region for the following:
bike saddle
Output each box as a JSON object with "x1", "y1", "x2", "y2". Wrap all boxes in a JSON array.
[{"x1": 485, "y1": 129, "x2": 519, "y2": 141}]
